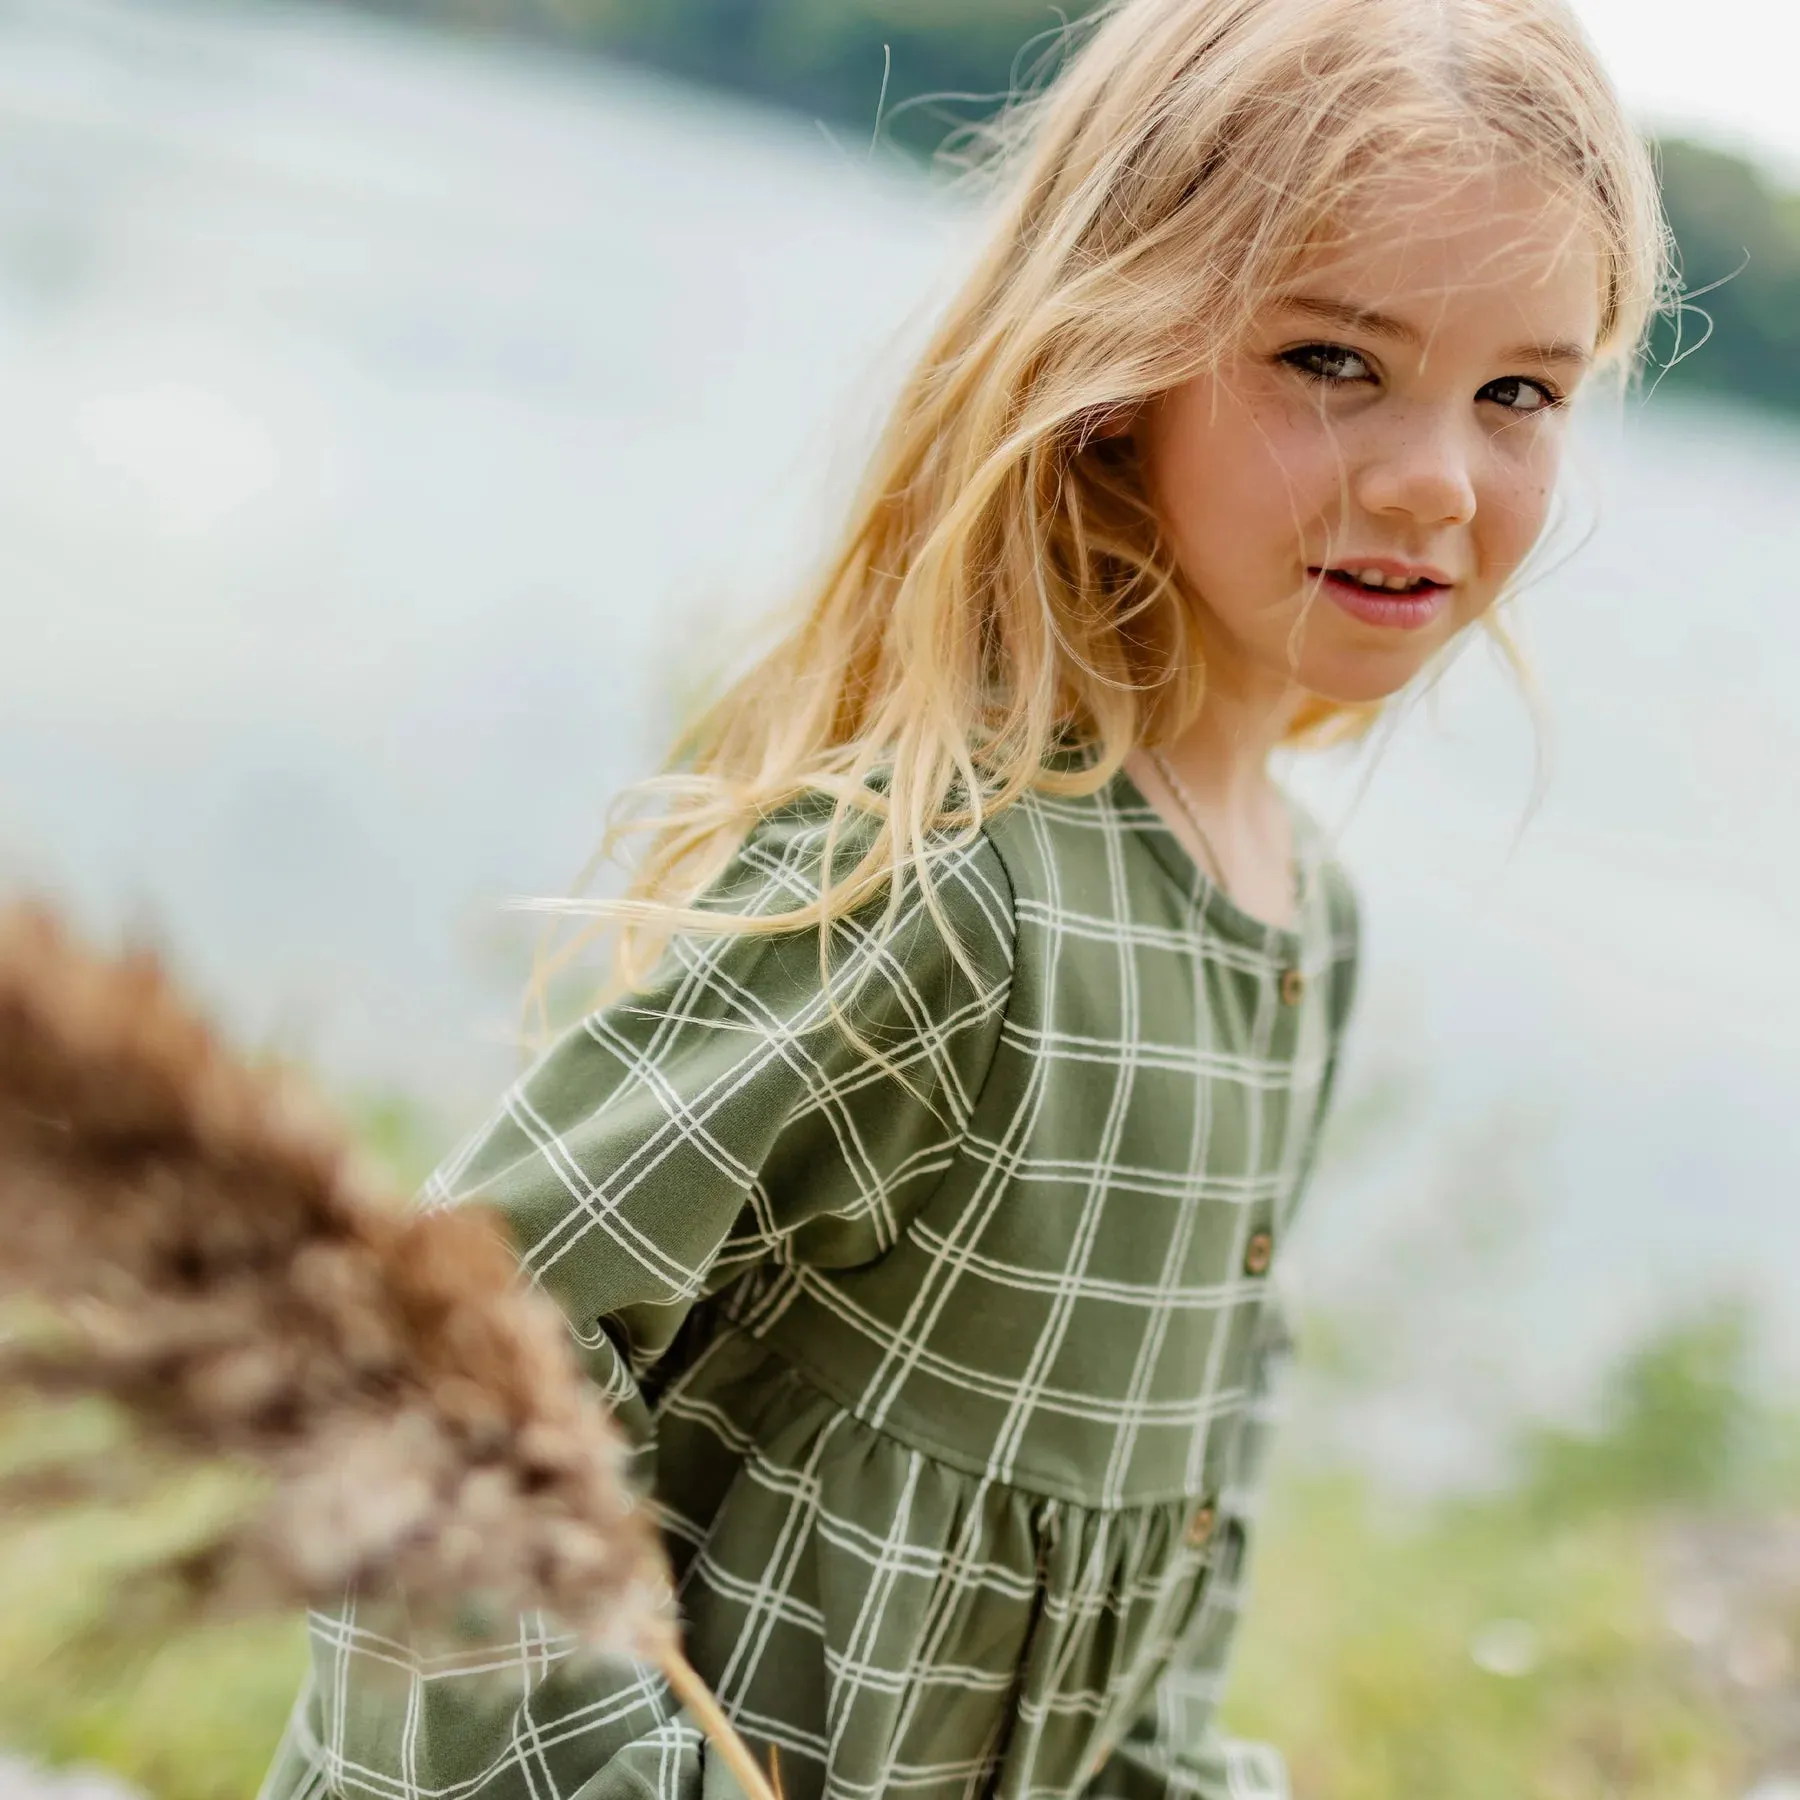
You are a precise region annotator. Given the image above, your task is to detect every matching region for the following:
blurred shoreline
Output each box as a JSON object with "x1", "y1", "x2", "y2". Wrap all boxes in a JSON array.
[{"x1": 224, "y1": 0, "x2": 1800, "y2": 420}]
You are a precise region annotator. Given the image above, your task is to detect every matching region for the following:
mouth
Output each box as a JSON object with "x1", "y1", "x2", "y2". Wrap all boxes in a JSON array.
[{"x1": 1308, "y1": 565, "x2": 1453, "y2": 630}]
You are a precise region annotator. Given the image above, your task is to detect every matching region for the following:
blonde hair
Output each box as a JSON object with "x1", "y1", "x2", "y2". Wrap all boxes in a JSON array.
[{"x1": 546, "y1": 0, "x2": 1669, "y2": 1008}]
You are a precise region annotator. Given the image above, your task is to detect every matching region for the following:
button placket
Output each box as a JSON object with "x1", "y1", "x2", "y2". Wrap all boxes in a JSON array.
[
  {"x1": 1085, "y1": 1499, "x2": 1219, "y2": 1781},
  {"x1": 1185, "y1": 1501, "x2": 1218, "y2": 1550}
]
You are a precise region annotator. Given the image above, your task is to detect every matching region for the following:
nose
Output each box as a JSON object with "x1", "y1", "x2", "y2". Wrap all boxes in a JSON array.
[{"x1": 1352, "y1": 411, "x2": 1478, "y2": 528}]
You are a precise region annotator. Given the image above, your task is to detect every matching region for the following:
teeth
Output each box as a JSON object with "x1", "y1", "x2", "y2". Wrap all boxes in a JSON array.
[{"x1": 1322, "y1": 566, "x2": 1440, "y2": 593}]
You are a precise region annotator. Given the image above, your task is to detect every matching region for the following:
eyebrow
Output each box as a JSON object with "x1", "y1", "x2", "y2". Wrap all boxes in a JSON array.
[{"x1": 1282, "y1": 294, "x2": 1595, "y2": 368}]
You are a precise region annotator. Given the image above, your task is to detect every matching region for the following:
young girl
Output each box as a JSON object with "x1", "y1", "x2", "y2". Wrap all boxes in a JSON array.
[{"x1": 267, "y1": 0, "x2": 1665, "y2": 1794}]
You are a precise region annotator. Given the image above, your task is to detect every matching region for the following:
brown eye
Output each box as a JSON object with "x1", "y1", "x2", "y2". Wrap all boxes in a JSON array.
[
  {"x1": 1480, "y1": 375, "x2": 1562, "y2": 415},
  {"x1": 1281, "y1": 343, "x2": 1376, "y2": 384}
]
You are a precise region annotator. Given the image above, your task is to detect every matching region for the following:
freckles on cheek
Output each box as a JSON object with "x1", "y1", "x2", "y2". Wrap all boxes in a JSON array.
[{"x1": 1489, "y1": 465, "x2": 1559, "y2": 565}]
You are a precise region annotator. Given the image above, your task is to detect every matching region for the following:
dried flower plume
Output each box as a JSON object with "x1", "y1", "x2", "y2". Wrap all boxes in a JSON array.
[{"x1": 0, "y1": 903, "x2": 776, "y2": 1800}]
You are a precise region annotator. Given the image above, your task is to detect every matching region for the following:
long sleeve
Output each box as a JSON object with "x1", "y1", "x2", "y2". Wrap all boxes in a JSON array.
[
  {"x1": 262, "y1": 813, "x2": 1015, "y2": 1800},
  {"x1": 427, "y1": 813, "x2": 1015, "y2": 1447}
]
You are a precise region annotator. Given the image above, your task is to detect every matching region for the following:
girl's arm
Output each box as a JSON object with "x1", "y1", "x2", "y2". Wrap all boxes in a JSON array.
[
  {"x1": 263, "y1": 810, "x2": 1015, "y2": 1800},
  {"x1": 438, "y1": 814, "x2": 1016, "y2": 1448}
]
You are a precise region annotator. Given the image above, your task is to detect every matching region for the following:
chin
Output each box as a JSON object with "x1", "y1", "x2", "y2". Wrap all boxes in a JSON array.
[{"x1": 1293, "y1": 645, "x2": 1444, "y2": 706}]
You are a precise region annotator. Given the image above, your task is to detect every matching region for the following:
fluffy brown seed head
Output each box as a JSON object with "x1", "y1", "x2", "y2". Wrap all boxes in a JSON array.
[{"x1": 0, "y1": 902, "x2": 674, "y2": 1658}]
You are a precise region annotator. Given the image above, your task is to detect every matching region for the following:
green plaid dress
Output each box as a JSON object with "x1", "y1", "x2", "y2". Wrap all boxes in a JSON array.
[{"x1": 264, "y1": 770, "x2": 1358, "y2": 1800}]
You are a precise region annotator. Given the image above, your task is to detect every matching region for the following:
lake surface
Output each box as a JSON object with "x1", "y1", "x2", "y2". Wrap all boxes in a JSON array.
[{"x1": 2, "y1": 0, "x2": 1796, "y2": 1475}]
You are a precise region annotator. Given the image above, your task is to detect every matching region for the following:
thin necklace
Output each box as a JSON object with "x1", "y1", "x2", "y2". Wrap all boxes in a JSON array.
[
  {"x1": 1150, "y1": 750, "x2": 1309, "y2": 915},
  {"x1": 1149, "y1": 750, "x2": 1233, "y2": 897}
]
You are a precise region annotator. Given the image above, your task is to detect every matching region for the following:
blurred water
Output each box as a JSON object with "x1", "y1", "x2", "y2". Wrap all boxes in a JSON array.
[{"x1": 1, "y1": 0, "x2": 1795, "y2": 1455}]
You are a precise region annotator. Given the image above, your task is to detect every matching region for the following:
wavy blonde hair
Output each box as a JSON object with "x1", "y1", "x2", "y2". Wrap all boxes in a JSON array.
[{"x1": 544, "y1": 0, "x2": 1668, "y2": 1009}]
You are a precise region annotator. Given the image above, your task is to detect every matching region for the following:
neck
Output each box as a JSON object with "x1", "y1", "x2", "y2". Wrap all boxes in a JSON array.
[
  {"x1": 1125, "y1": 663, "x2": 1304, "y2": 930},
  {"x1": 1155, "y1": 661, "x2": 1301, "y2": 806}
]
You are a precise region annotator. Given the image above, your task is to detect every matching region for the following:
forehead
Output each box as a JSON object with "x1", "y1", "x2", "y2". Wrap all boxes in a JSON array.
[{"x1": 1289, "y1": 163, "x2": 1606, "y2": 343}]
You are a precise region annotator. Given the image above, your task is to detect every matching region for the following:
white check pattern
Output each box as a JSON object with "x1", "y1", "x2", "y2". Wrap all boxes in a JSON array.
[{"x1": 263, "y1": 772, "x2": 1358, "y2": 1800}]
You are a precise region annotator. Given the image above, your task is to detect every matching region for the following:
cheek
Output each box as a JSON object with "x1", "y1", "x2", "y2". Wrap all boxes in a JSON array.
[
  {"x1": 1479, "y1": 439, "x2": 1565, "y2": 573},
  {"x1": 1149, "y1": 379, "x2": 1338, "y2": 557}
]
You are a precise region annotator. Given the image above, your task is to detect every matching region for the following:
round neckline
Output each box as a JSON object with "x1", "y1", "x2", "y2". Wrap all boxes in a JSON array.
[{"x1": 1110, "y1": 764, "x2": 1311, "y2": 955}]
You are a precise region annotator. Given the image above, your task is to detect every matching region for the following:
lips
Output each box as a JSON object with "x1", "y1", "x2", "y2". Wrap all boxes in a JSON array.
[{"x1": 1308, "y1": 565, "x2": 1453, "y2": 631}]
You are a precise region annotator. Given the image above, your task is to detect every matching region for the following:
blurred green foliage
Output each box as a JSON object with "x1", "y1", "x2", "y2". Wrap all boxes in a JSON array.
[
  {"x1": 342, "y1": 1087, "x2": 451, "y2": 1195},
  {"x1": 0, "y1": 1399, "x2": 307, "y2": 1800},
  {"x1": 1219, "y1": 1296, "x2": 1786, "y2": 1795},
  {"x1": 1230, "y1": 1481, "x2": 1744, "y2": 1798},
  {"x1": 1651, "y1": 138, "x2": 1800, "y2": 415},
  {"x1": 355, "y1": 0, "x2": 1064, "y2": 154},
  {"x1": 338, "y1": 0, "x2": 1800, "y2": 417},
  {"x1": 0, "y1": 1511, "x2": 307, "y2": 1800},
  {"x1": 1520, "y1": 1299, "x2": 1788, "y2": 1518}
]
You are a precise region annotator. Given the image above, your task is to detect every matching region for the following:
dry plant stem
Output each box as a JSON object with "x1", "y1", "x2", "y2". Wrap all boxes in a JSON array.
[
  {"x1": 0, "y1": 901, "x2": 767, "y2": 1791},
  {"x1": 658, "y1": 1649, "x2": 782, "y2": 1800}
]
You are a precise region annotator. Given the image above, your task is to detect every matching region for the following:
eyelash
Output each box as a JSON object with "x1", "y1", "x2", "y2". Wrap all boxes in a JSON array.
[{"x1": 1278, "y1": 342, "x2": 1567, "y2": 415}]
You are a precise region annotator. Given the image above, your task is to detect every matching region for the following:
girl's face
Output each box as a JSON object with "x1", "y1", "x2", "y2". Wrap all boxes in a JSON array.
[{"x1": 1141, "y1": 165, "x2": 1605, "y2": 708}]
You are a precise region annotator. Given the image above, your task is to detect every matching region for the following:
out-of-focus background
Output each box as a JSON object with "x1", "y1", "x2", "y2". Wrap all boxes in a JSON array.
[{"x1": 0, "y1": 0, "x2": 1797, "y2": 1794}]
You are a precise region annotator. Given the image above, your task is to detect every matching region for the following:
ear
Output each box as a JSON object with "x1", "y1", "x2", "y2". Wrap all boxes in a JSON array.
[{"x1": 1085, "y1": 402, "x2": 1139, "y2": 446}]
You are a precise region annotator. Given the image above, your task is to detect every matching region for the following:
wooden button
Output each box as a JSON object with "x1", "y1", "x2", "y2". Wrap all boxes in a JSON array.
[
  {"x1": 1186, "y1": 1503, "x2": 1217, "y2": 1549},
  {"x1": 1243, "y1": 1230, "x2": 1274, "y2": 1276},
  {"x1": 1280, "y1": 967, "x2": 1306, "y2": 1006}
]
